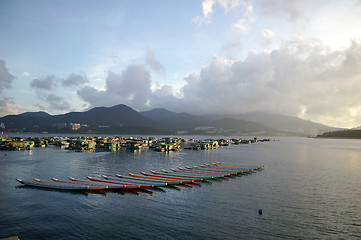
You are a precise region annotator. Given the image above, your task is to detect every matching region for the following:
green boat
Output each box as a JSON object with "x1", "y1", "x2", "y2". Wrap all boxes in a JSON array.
[
  {"x1": 116, "y1": 174, "x2": 180, "y2": 185},
  {"x1": 155, "y1": 170, "x2": 225, "y2": 179},
  {"x1": 186, "y1": 165, "x2": 250, "y2": 174}
]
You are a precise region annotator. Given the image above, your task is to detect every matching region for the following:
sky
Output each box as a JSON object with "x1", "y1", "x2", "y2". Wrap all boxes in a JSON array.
[{"x1": 1, "y1": 0, "x2": 361, "y2": 128}]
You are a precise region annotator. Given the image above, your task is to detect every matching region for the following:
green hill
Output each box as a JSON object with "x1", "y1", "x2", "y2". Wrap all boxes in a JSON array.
[{"x1": 317, "y1": 129, "x2": 361, "y2": 139}]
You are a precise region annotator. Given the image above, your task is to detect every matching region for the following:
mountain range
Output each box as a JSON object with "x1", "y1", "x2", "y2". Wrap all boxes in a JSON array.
[{"x1": 0, "y1": 104, "x2": 338, "y2": 136}]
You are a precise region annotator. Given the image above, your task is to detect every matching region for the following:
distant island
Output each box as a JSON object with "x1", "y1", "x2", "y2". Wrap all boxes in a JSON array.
[
  {"x1": 317, "y1": 129, "x2": 361, "y2": 139},
  {"x1": 0, "y1": 103, "x2": 337, "y2": 136}
]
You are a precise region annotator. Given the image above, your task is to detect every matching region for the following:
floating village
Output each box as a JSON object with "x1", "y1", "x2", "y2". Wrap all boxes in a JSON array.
[{"x1": 0, "y1": 135, "x2": 271, "y2": 152}]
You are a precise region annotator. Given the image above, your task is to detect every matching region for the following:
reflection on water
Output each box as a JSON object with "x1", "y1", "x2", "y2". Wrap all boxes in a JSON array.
[{"x1": 1, "y1": 137, "x2": 361, "y2": 239}]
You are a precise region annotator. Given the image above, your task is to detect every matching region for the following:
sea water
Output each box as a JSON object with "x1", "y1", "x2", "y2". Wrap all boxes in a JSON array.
[{"x1": 0, "y1": 137, "x2": 360, "y2": 239}]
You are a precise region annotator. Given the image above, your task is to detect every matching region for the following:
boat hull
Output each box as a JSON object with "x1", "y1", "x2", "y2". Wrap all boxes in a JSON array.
[
  {"x1": 86, "y1": 176, "x2": 155, "y2": 189},
  {"x1": 17, "y1": 178, "x2": 89, "y2": 190},
  {"x1": 140, "y1": 172, "x2": 202, "y2": 182}
]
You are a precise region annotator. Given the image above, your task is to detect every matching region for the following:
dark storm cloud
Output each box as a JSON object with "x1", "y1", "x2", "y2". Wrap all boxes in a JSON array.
[
  {"x1": 30, "y1": 75, "x2": 55, "y2": 90},
  {"x1": 61, "y1": 73, "x2": 89, "y2": 87},
  {"x1": 29, "y1": 75, "x2": 72, "y2": 112},
  {"x1": 0, "y1": 59, "x2": 18, "y2": 116},
  {"x1": 0, "y1": 59, "x2": 15, "y2": 93},
  {"x1": 33, "y1": 93, "x2": 71, "y2": 112},
  {"x1": 45, "y1": 93, "x2": 71, "y2": 110}
]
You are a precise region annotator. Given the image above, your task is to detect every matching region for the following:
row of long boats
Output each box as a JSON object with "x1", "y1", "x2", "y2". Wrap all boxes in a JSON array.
[{"x1": 16, "y1": 163, "x2": 264, "y2": 192}]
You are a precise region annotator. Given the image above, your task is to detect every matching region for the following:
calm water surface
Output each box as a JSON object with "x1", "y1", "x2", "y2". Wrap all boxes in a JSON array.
[{"x1": 0, "y1": 137, "x2": 360, "y2": 239}]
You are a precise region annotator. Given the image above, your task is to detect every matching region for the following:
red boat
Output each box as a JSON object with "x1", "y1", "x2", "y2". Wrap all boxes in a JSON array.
[
  {"x1": 140, "y1": 172, "x2": 203, "y2": 182},
  {"x1": 86, "y1": 176, "x2": 155, "y2": 189}
]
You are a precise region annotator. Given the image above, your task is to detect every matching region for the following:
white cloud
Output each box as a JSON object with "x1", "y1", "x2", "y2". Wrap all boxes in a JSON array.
[
  {"x1": 77, "y1": 64, "x2": 152, "y2": 110},
  {"x1": 145, "y1": 47, "x2": 165, "y2": 74},
  {"x1": 202, "y1": 0, "x2": 216, "y2": 18},
  {"x1": 230, "y1": 1, "x2": 255, "y2": 34},
  {"x1": 232, "y1": 18, "x2": 251, "y2": 33},
  {"x1": 74, "y1": 38, "x2": 361, "y2": 127},
  {"x1": 22, "y1": 72, "x2": 30, "y2": 76},
  {"x1": 8, "y1": 36, "x2": 361, "y2": 128},
  {"x1": 193, "y1": 0, "x2": 246, "y2": 26},
  {"x1": 260, "y1": 0, "x2": 309, "y2": 21},
  {"x1": 192, "y1": 0, "x2": 215, "y2": 25},
  {"x1": 261, "y1": 29, "x2": 275, "y2": 46},
  {"x1": 171, "y1": 39, "x2": 361, "y2": 127},
  {"x1": 223, "y1": 39, "x2": 243, "y2": 58},
  {"x1": 0, "y1": 97, "x2": 19, "y2": 117},
  {"x1": 309, "y1": 1, "x2": 361, "y2": 50},
  {"x1": 215, "y1": 0, "x2": 243, "y2": 14}
]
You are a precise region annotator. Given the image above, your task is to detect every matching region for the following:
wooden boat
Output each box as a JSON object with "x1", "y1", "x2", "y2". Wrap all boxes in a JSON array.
[
  {"x1": 176, "y1": 167, "x2": 237, "y2": 176},
  {"x1": 86, "y1": 176, "x2": 155, "y2": 189},
  {"x1": 169, "y1": 168, "x2": 228, "y2": 176},
  {"x1": 210, "y1": 162, "x2": 264, "y2": 170},
  {"x1": 194, "y1": 165, "x2": 252, "y2": 174},
  {"x1": 127, "y1": 173, "x2": 195, "y2": 184},
  {"x1": 116, "y1": 174, "x2": 177, "y2": 184},
  {"x1": 53, "y1": 178, "x2": 124, "y2": 189},
  {"x1": 151, "y1": 170, "x2": 223, "y2": 179},
  {"x1": 101, "y1": 175, "x2": 168, "y2": 187},
  {"x1": 115, "y1": 174, "x2": 183, "y2": 190},
  {"x1": 186, "y1": 165, "x2": 241, "y2": 173},
  {"x1": 200, "y1": 164, "x2": 254, "y2": 171},
  {"x1": 169, "y1": 168, "x2": 231, "y2": 177},
  {"x1": 160, "y1": 170, "x2": 225, "y2": 181},
  {"x1": 16, "y1": 178, "x2": 98, "y2": 190},
  {"x1": 140, "y1": 172, "x2": 203, "y2": 182}
]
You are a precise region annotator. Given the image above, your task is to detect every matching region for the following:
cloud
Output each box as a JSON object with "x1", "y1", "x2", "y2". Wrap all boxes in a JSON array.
[
  {"x1": 29, "y1": 75, "x2": 73, "y2": 112},
  {"x1": 61, "y1": 73, "x2": 89, "y2": 87},
  {"x1": 22, "y1": 72, "x2": 30, "y2": 76},
  {"x1": 18, "y1": 37, "x2": 361, "y2": 128},
  {"x1": 45, "y1": 93, "x2": 71, "y2": 111},
  {"x1": 261, "y1": 29, "x2": 275, "y2": 46},
  {"x1": 260, "y1": 0, "x2": 309, "y2": 21},
  {"x1": 145, "y1": 47, "x2": 165, "y2": 74},
  {"x1": 33, "y1": 93, "x2": 71, "y2": 112},
  {"x1": 0, "y1": 59, "x2": 15, "y2": 93},
  {"x1": 193, "y1": 0, "x2": 245, "y2": 26},
  {"x1": 148, "y1": 85, "x2": 180, "y2": 109},
  {"x1": 0, "y1": 97, "x2": 19, "y2": 117},
  {"x1": 230, "y1": 1, "x2": 255, "y2": 34},
  {"x1": 76, "y1": 38, "x2": 361, "y2": 126},
  {"x1": 223, "y1": 39, "x2": 243, "y2": 58},
  {"x1": 77, "y1": 64, "x2": 152, "y2": 110},
  {"x1": 30, "y1": 75, "x2": 55, "y2": 90},
  {"x1": 232, "y1": 18, "x2": 251, "y2": 34},
  {"x1": 192, "y1": 0, "x2": 216, "y2": 25},
  {"x1": 178, "y1": 54, "x2": 273, "y2": 114},
  {"x1": 169, "y1": 39, "x2": 361, "y2": 127}
]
